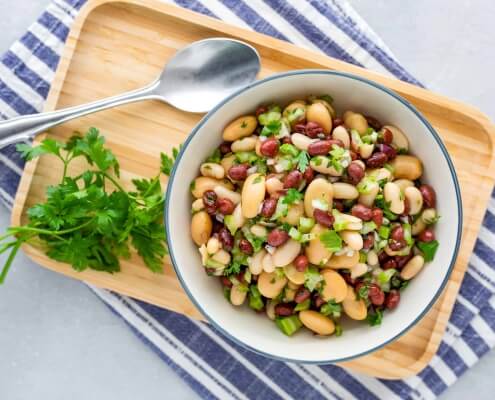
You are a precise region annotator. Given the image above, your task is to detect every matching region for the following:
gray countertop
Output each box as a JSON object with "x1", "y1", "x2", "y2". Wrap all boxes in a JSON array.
[{"x1": 0, "y1": 1, "x2": 493, "y2": 399}]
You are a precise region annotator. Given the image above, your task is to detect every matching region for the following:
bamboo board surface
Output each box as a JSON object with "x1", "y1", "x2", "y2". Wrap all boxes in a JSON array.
[{"x1": 11, "y1": 0, "x2": 495, "y2": 379}]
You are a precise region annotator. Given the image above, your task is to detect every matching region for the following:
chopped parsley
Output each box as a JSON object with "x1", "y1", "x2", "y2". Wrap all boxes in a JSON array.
[
  {"x1": 417, "y1": 240, "x2": 439, "y2": 262},
  {"x1": 295, "y1": 150, "x2": 310, "y2": 172},
  {"x1": 304, "y1": 266, "x2": 323, "y2": 292},
  {"x1": 319, "y1": 229, "x2": 343, "y2": 252}
]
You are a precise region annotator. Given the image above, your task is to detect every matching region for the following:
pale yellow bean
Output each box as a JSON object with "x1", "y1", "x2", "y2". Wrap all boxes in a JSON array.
[
  {"x1": 280, "y1": 202, "x2": 304, "y2": 225},
  {"x1": 412, "y1": 217, "x2": 426, "y2": 235},
  {"x1": 191, "y1": 198, "x2": 204, "y2": 212},
  {"x1": 384, "y1": 182, "x2": 405, "y2": 214},
  {"x1": 258, "y1": 271, "x2": 287, "y2": 298},
  {"x1": 321, "y1": 269, "x2": 347, "y2": 302},
  {"x1": 342, "y1": 285, "x2": 367, "y2": 320},
  {"x1": 230, "y1": 285, "x2": 247, "y2": 306},
  {"x1": 340, "y1": 230, "x2": 363, "y2": 251},
  {"x1": 305, "y1": 224, "x2": 333, "y2": 265},
  {"x1": 206, "y1": 237, "x2": 221, "y2": 254},
  {"x1": 332, "y1": 126, "x2": 350, "y2": 148},
  {"x1": 291, "y1": 133, "x2": 316, "y2": 151},
  {"x1": 221, "y1": 154, "x2": 236, "y2": 177},
  {"x1": 400, "y1": 255, "x2": 425, "y2": 280},
  {"x1": 266, "y1": 176, "x2": 284, "y2": 196},
  {"x1": 359, "y1": 143, "x2": 374, "y2": 159},
  {"x1": 283, "y1": 287, "x2": 297, "y2": 302},
  {"x1": 191, "y1": 177, "x2": 234, "y2": 198},
  {"x1": 382, "y1": 125, "x2": 409, "y2": 151},
  {"x1": 332, "y1": 182, "x2": 359, "y2": 200},
  {"x1": 214, "y1": 185, "x2": 241, "y2": 205},
  {"x1": 404, "y1": 186, "x2": 423, "y2": 215},
  {"x1": 231, "y1": 135, "x2": 257, "y2": 152},
  {"x1": 272, "y1": 239, "x2": 301, "y2": 267},
  {"x1": 262, "y1": 252, "x2": 275, "y2": 273},
  {"x1": 390, "y1": 155, "x2": 423, "y2": 180},
  {"x1": 223, "y1": 115, "x2": 257, "y2": 141},
  {"x1": 248, "y1": 250, "x2": 266, "y2": 275},
  {"x1": 284, "y1": 264, "x2": 305, "y2": 285},
  {"x1": 241, "y1": 173, "x2": 266, "y2": 218},
  {"x1": 255, "y1": 138, "x2": 263, "y2": 157},
  {"x1": 304, "y1": 178, "x2": 333, "y2": 217},
  {"x1": 287, "y1": 281, "x2": 301, "y2": 290},
  {"x1": 211, "y1": 249, "x2": 231, "y2": 265},
  {"x1": 307, "y1": 103, "x2": 332, "y2": 134},
  {"x1": 421, "y1": 208, "x2": 438, "y2": 225},
  {"x1": 311, "y1": 98, "x2": 335, "y2": 118},
  {"x1": 191, "y1": 211, "x2": 212, "y2": 246},
  {"x1": 336, "y1": 213, "x2": 363, "y2": 231},
  {"x1": 326, "y1": 250, "x2": 360, "y2": 269},
  {"x1": 344, "y1": 112, "x2": 368, "y2": 135},
  {"x1": 299, "y1": 310, "x2": 335, "y2": 335},
  {"x1": 350, "y1": 263, "x2": 369, "y2": 279},
  {"x1": 266, "y1": 300, "x2": 277, "y2": 320},
  {"x1": 368, "y1": 167, "x2": 392, "y2": 183},
  {"x1": 394, "y1": 179, "x2": 415, "y2": 192},
  {"x1": 250, "y1": 224, "x2": 267, "y2": 238},
  {"x1": 358, "y1": 181, "x2": 379, "y2": 207},
  {"x1": 229, "y1": 203, "x2": 246, "y2": 234},
  {"x1": 283, "y1": 101, "x2": 307, "y2": 126},
  {"x1": 367, "y1": 250, "x2": 378, "y2": 266},
  {"x1": 200, "y1": 162, "x2": 225, "y2": 179},
  {"x1": 310, "y1": 156, "x2": 343, "y2": 176}
]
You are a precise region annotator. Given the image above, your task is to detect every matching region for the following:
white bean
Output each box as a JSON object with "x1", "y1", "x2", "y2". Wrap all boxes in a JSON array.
[
  {"x1": 241, "y1": 173, "x2": 266, "y2": 218},
  {"x1": 421, "y1": 208, "x2": 438, "y2": 224},
  {"x1": 350, "y1": 262, "x2": 369, "y2": 279},
  {"x1": 291, "y1": 133, "x2": 317, "y2": 151},
  {"x1": 340, "y1": 230, "x2": 363, "y2": 251},
  {"x1": 412, "y1": 217, "x2": 426, "y2": 235},
  {"x1": 400, "y1": 255, "x2": 425, "y2": 280},
  {"x1": 248, "y1": 250, "x2": 266, "y2": 275},
  {"x1": 394, "y1": 179, "x2": 414, "y2": 193},
  {"x1": 332, "y1": 182, "x2": 359, "y2": 200},
  {"x1": 358, "y1": 181, "x2": 379, "y2": 207},
  {"x1": 359, "y1": 143, "x2": 374, "y2": 159},
  {"x1": 384, "y1": 182, "x2": 405, "y2": 214},
  {"x1": 265, "y1": 176, "x2": 284, "y2": 196},
  {"x1": 211, "y1": 249, "x2": 231, "y2": 265},
  {"x1": 230, "y1": 285, "x2": 247, "y2": 305},
  {"x1": 367, "y1": 250, "x2": 378, "y2": 266},
  {"x1": 214, "y1": 185, "x2": 241, "y2": 205},
  {"x1": 383, "y1": 125, "x2": 409, "y2": 152},
  {"x1": 332, "y1": 126, "x2": 350, "y2": 148},
  {"x1": 272, "y1": 239, "x2": 301, "y2": 267},
  {"x1": 191, "y1": 198, "x2": 204, "y2": 212},
  {"x1": 206, "y1": 237, "x2": 221, "y2": 254},
  {"x1": 404, "y1": 186, "x2": 423, "y2": 215},
  {"x1": 310, "y1": 156, "x2": 343, "y2": 176},
  {"x1": 200, "y1": 162, "x2": 225, "y2": 179},
  {"x1": 262, "y1": 253, "x2": 276, "y2": 272},
  {"x1": 266, "y1": 300, "x2": 277, "y2": 320},
  {"x1": 250, "y1": 224, "x2": 267, "y2": 238},
  {"x1": 231, "y1": 135, "x2": 257, "y2": 152}
]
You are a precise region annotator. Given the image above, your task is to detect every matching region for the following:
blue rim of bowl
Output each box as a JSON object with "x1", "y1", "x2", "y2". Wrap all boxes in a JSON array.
[{"x1": 165, "y1": 70, "x2": 463, "y2": 364}]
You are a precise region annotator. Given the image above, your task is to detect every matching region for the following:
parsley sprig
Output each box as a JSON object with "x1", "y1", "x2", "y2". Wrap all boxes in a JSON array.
[{"x1": 0, "y1": 128, "x2": 177, "y2": 283}]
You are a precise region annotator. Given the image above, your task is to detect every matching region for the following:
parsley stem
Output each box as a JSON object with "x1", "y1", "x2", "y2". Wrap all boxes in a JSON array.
[
  {"x1": 8, "y1": 218, "x2": 96, "y2": 237},
  {"x1": 103, "y1": 172, "x2": 126, "y2": 193},
  {"x1": 0, "y1": 241, "x2": 21, "y2": 284}
]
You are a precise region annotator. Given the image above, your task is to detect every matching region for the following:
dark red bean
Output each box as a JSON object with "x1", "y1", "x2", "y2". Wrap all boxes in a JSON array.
[
  {"x1": 390, "y1": 225, "x2": 405, "y2": 242},
  {"x1": 347, "y1": 162, "x2": 365, "y2": 185},
  {"x1": 382, "y1": 258, "x2": 398, "y2": 270},
  {"x1": 294, "y1": 123, "x2": 306, "y2": 134},
  {"x1": 401, "y1": 198, "x2": 410, "y2": 216},
  {"x1": 216, "y1": 198, "x2": 235, "y2": 215},
  {"x1": 366, "y1": 152, "x2": 388, "y2": 168},
  {"x1": 365, "y1": 115, "x2": 382, "y2": 131},
  {"x1": 371, "y1": 208, "x2": 384, "y2": 228},
  {"x1": 308, "y1": 140, "x2": 332, "y2": 156},
  {"x1": 255, "y1": 106, "x2": 267, "y2": 117},
  {"x1": 275, "y1": 303, "x2": 294, "y2": 316},
  {"x1": 378, "y1": 250, "x2": 389, "y2": 264},
  {"x1": 219, "y1": 228, "x2": 234, "y2": 251},
  {"x1": 313, "y1": 209, "x2": 334, "y2": 228},
  {"x1": 260, "y1": 138, "x2": 279, "y2": 157},
  {"x1": 328, "y1": 139, "x2": 345, "y2": 148},
  {"x1": 395, "y1": 253, "x2": 413, "y2": 269},
  {"x1": 419, "y1": 184, "x2": 436, "y2": 208},
  {"x1": 313, "y1": 294, "x2": 325, "y2": 309},
  {"x1": 350, "y1": 150, "x2": 359, "y2": 161},
  {"x1": 239, "y1": 239, "x2": 254, "y2": 255},
  {"x1": 212, "y1": 221, "x2": 223, "y2": 234},
  {"x1": 261, "y1": 198, "x2": 277, "y2": 218},
  {"x1": 284, "y1": 170, "x2": 303, "y2": 189},
  {"x1": 203, "y1": 190, "x2": 217, "y2": 215},
  {"x1": 303, "y1": 166, "x2": 314, "y2": 183},
  {"x1": 236, "y1": 271, "x2": 246, "y2": 283},
  {"x1": 294, "y1": 287, "x2": 311, "y2": 304},
  {"x1": 267, "y1": 228, "x2": 289, "y2": 247},
  {"x1": 363, "y1": 233, "x2": 374, "y2": 250},
  {"x1": 282, "y1": 136, "x2": 292, "y2": 145},
  {"x1": 333, "y1": 118, "x2": 344, "y2": 127},
  {"x1": 389, "y1": 239, "x2": 407, "y2": 251},
  {"x1": 351, "y1": 204, "x2": 372, "y2": 221},
  {"x1": 380, "y1": 128, "x2": 393, "y2": 145},
  {"x1": 333, "y1": 200, "x2": 345, "y2": 212},
  {"x1": 219, "y1": 142, "x2": 232, "y2": 154},
  {"x1": 341, "y1": 272, "x2": 356, "y2": 286},
  {"x1": 385, "y1": 290, "x2": 400, "y2": 309},
  {"x1": 305, "y1": 121, "x2": 324, "y2": 138},
  {"x1": 294, "y1": 255, "x2": 309, "y2": 272},
  {"x1": 368, "y1": 283, "x2": 385, "y2": 306},
  {"x1": 418, "y1": 228, "x2": 436, "y2": 242},
  {"x1": 220, "y1": 276, "x2": 233, "y2": 287},
  {"x1": 228, "y1": 164, "x2": 248, "y2": 180},
  {"x1": 378, "y1": 144, "x2": 397, "y2": 160}
]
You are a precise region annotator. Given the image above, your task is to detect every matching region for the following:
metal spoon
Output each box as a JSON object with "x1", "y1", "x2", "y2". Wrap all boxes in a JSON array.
[{"x1": 0, "y1": 38, "x2": 261, "y2": 148}]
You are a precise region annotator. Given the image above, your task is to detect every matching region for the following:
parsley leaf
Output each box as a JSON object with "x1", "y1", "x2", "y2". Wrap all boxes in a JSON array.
[
  {"x1": 304, "y1": 266, "x2": 323, "y2": 292},
  {"x1": 319, "y1": 229, "x2": 343, "y2": 252},
  {"x1": 367, "y1": 308, "x2": 383, "y2": 326},
  {"x1": 320, "y1": 300, "x2": 342, "y2": 318},
  {"x1": 282, "y1": 188, "x2": 303, "y2": 205},
  {"x1": 295, "y1": 150, "x2": 310, "y2": 172},
  {"x1": 17, "y1": 138, "x2": 64, "y2": 161},
  {"x1": 161, "y1": 145, "x2": 181, "y2": 176},
  {"x1": 206, "y1": 148, "x2": 222, "y2": 163},
  {"x1": 417, "y1": 240, "x2": 439, "y2": 262}
]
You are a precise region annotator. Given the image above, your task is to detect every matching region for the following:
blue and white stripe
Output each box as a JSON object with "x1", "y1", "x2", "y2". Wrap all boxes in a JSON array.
[{"x1": 0, "y1": 0, "x2": 493, "y2": 398}]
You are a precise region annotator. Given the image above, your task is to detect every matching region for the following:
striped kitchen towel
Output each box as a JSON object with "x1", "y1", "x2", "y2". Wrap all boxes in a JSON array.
[{"x1": 1, "y1": 0, "x2": 494, "y2": 398}]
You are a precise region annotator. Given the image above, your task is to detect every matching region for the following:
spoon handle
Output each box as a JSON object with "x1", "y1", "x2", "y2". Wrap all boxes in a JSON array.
[{"x1": 0, "y1": 80, "x2": 160, "y2": 148}]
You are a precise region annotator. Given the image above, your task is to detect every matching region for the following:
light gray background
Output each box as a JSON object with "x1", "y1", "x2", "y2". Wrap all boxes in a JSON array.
[{"x1": 0, "y1": 1, "x2": 493, "y2": 399}]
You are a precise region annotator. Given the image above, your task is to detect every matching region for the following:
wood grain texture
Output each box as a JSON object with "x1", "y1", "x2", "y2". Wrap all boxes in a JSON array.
[{"x1": 10, "y1": 0, "x2": 495, "y2": 378}]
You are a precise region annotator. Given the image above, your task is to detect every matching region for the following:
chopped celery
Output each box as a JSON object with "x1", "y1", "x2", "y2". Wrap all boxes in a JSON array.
[
  {"x1": 294, "y1": 299, "x2": 311, "y2": 311},
  {"x1": 258, "y1": 110, "x2": 281, "y2": 125},
  {"x1": 286, "y1": 107, "x2": 305, "y2": 124},
  {"x1": 275, "y1": 315, "x2": 303, "y2": 336},
  {"x1": 235, "y1": 151, "x2": 258, "y2": 164},
  {"x1": 403, "y1": 223, "x2": 413, "y2": 246},
  {"x1": 289, "y1": 227, "x2": 303, "y2": 242},
  {"x1": 299, "y1": 217, "x2": 315, "y2": 233},
  {"x1": 360, "y1": 221, "x2": 377, "y2": 235},
  {"x1": 378, "y1": 225, "x2": 390, "y2": 239},
  {"x1": 224, "y1": 215, "x2": 239, "y2": 235},
  {"x1": 205, "y1": 258, "x2": 225, "y2": 269},
  {"x1": 312, "y1": 198, "x2": 329, "y2": 211},
  {"x1": 279, "y1": 143, "x2": 300, "y2": 157},
  {"x1": 248, "y1": 285, "x2": 264, "y2": 311},
  {"x1": 320, "y1": 300, "x2": 342, "y2": 318}
]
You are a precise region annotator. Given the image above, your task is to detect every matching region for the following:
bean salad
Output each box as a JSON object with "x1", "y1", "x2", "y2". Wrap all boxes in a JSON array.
[{"x1": 190, "y1": 96, "x2": 440, "y2": 337}]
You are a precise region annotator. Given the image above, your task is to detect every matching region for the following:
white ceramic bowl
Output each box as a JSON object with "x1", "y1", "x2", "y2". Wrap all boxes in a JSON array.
[{"x1": 165, "y1": 70, "x2": 462, "y2": 363}]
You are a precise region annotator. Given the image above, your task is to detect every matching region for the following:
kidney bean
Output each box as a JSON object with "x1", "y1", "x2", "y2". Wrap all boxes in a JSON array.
[
  {"x1": 382, "y1": 258, "x2": 398, "y2": 270},
  {"x1": 267, "y1": 228, "x2": 289, "y2": 247},
  {"x1": 275, "y1": 303, "x2": 294, "y2": 316},
  {"x1": 219, "y1": 142, "x2": 232, "y2": 154},
  {"x1": 236, "y1": 271, "x2": 246, "y2": 283},
  {"x1": 294, "y1": 123, "x2": 306, "y2": 134},
  {"x1": 390, "y1": 225, "x2": 405, "y2": 242},
  {"x1": 212, "y1": 220, "x2": 223, "y2": 234},
  {"x1": 395, "y1": 253, "x2": 413, "y2": 269},
  {"x1": 378, "y1": 250, "x2": 389, "y2": 264},
  {"x1": 389, "y1": 239, "x2": 407, "y2": 251},
  {"x1": 419, "y1": 184, "x2": 436, "y2": 208},
  {"x1": 203, "y1": 190, "x2": 217, "y2": 215},
  {"x1": 341, "y1": 272, "x2": 356, "y2": 286},
  {"x1": 219, "y1": 228, "x2": 234, "y2": 251},
  {"x1": 220, "y1": 276, "x2": 233, "y2": 287},
  {"x1": 366, "y1": 152, "x2": 388, "y2": 168},
  {"x1": 228, "y1": 164, "x2": 248, "y2": 180},
  {"x1": 252, "y1": 274, "x2": 259, "y2": 283},
  {"x1": 303, "y1": 166, "x2": 314, "y2": 183},
  {"x1": 239, "y1": 239, "x2": 254, "y2": 255},
  {"x1": 363, "y1": 233, "x2": 375, "y2": 250},
  {"x1": 305, "y1": 121, "x2": 324, "y2": 138},
  {"x1": 418, "y1": 228, "x2": 436, "y2": 242},
  {"x1": 260, "y1": 138, "x2": 279, "y2": 157},
  {"x1": 261, "y1": 198, "x2": 277, "y2": 218},
  {"x1": 377, "y1": 143, "x2": 397, "y2": 160},
  {"x1": 329, "y1": 139, "x2": 345, "y2": 148},
  {"x1": 284, "y1": 170, "x2": 303, "y2": 189},
  {"x1": 333, "y1": 118, "x2": 344, "y2": 127},
  {"x1": 371, "y1": 208, "x2": 383, "y2": 228},
  {"x1": 351, "y1": 204, "x2": 372, "y2": 221},
  {"x1": 308, "y1": 140, "x2": 332, "y2": 156},
  {"x1": 385, "y1": 289, "x2": 400, "y2": 309},
  {"x1": 333, "y1": 200, "x2": 345, "y2": 212},
  {"x1": 380, "y1": 128, "x2": 393, "y2": 144},
  {"x1": 365, "y1": 115, "x2": 382, "y2": 131},
  {"x1": 401, "y1": 197, "x2": 410, "y2": 217},
  {"x1": 255, "y1": 105, "x2": 268, "y2": 117},
  {"x1": 294, "y1": 287, "x2": 311, "y2": 304},
  {"x1": 350, "y1": 150, "x2": 358, "y2": 161},
  {"x1": 312, "y1": 294, "x2": 325, "y2": 309},
  {"x1": 294, "y1": 254, "x2": 309, "y2": 272},
  {"x1": 368, "y1": 283, "x2": 385, "y2": 306},
  {"x1": 347, "y1": 162, "x2": 364, "y2": 184},
  {"x1": 216, "y1": 198, "x2": 235, "y2": 215},
  {"x1": 313, "y1": 209, "x2": 334, "y2": 228}
]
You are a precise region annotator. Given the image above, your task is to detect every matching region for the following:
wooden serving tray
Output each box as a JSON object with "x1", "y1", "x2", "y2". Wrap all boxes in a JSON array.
[{"x1": 11, "y1": 0, "x2": 495, "y2": 379}]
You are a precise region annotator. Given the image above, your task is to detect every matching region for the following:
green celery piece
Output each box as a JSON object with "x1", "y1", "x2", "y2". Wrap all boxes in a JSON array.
[
  {"x1": 248, "y1": 285, "x2": 264, "y2": 311},
  {"x1": 299, "y1": 217, "x2": 315, "y2": 233},
  {"x1": 294, "y1": 299, "x2": 311, "y2": 312},
  {"x1": 275, "y1": 315, "x2": 303, "y2": 336},
  {"x1": 378, "y1": 225, "x2": 390, "y2": 239}
]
